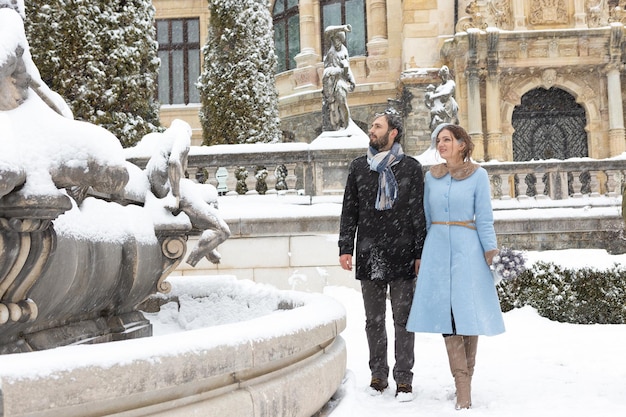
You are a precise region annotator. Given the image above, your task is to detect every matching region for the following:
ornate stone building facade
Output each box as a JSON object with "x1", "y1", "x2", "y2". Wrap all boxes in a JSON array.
[{"x1": 153, "y1": 0, "x2": 626, "y2": 162}]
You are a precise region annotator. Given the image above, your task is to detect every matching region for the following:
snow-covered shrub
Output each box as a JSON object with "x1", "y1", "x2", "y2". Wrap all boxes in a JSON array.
[
  {"x1": 198, "y1": 0, "x2": 280, "y2": 145},
  {"x1": 24, "y1": 0, "x2": 161, "y2": 147},
  {"x1": 497, "y1": 262, "x2": 626, "y2": 324}
]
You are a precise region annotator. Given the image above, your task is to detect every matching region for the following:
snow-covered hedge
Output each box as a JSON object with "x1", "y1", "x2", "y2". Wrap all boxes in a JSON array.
[{"x1": 497, "y1": 262, "x2": 626, "y2": 324}]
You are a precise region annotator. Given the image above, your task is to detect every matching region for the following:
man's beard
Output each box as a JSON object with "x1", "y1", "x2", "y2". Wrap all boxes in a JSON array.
[{"x1": 369, "y1": 130, "x2": 391, "y2": 151}]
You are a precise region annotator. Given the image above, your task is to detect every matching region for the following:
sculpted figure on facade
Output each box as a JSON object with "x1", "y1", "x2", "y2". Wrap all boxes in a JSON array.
[
  {"x1": 425, "y1": 65, "x2": 459, "y2": 132},
  {"x1": 529, "y1": 0, "x2": 568, "y2": 25},
  {"x1": 322, "y1": 24, "x2": 356, "y2": 131}
]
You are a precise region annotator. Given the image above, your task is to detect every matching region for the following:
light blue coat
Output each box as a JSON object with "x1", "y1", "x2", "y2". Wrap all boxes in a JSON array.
[{"x1": 406, "y1": 165, "x2": 505, "y2": 336}]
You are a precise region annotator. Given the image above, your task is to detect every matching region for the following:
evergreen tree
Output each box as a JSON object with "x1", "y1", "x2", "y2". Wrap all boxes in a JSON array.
[
  {"x1": 24, "y1": 0, "x2": 161, "y2": 147},
  {"x1": 198, "y1": 0, "x2": 280, "y2": 145}
]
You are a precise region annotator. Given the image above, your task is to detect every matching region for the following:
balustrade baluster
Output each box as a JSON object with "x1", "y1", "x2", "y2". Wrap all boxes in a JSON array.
[
  {"x1": 579, "y1": 170, "x2": 592, "y2": 195},
  {"x1": 611, "y1": 170, "x2": 625, "y2": 196},
  {"x1": 515, "y1": 173, "x2": 528, "y2": 198},
  {"x1": 286, "y1": 163, "x2": 298, "y2": 191},
  {"x1": 569, "y1": 171, "x2": 582, "y2": 197},
  {"x1": 501, "y1": 172, "x2": 513, "y2": 198},
  {"x1": 490, "y1": 174, "x2": 503, "y2": 199},
  {"x1": 595, "y1": 170, "x2": 608, "y2": 195},
  {"x1": 254, "y1": 165, "x2": 269, "y2": 195},
  {"x1": 274, "y1": 164, "x2": 289, "y2": 192},
  {"x1": 215, "y1": 166, "x2": 229, "y2": 195}
]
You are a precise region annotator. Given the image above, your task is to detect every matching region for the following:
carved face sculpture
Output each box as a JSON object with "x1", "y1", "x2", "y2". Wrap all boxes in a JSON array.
[
  {"x1": 0, "y1": 46, "x2": 30, "y2": 111},
  {"x1": 332, "y1": 32, "x2": 345, "y2": 51}
]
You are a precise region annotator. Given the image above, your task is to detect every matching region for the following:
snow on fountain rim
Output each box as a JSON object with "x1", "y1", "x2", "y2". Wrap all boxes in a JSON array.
[{"x1": 0, "y1": 275, "x2": 346, "y2": 383}]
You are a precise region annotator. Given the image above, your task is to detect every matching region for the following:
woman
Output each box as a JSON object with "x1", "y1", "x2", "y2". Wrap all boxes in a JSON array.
[{"x1": 407, "y1": 123, "x2": 505, "y2": 410}]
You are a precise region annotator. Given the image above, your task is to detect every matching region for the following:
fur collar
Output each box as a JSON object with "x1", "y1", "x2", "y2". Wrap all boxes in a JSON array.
[{"x1": 430, "y1": 161, "x2": 480, "y2": 180}]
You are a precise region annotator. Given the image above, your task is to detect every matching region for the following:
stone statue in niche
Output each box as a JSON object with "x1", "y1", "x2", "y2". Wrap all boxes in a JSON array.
[
  {"x1": 425, "y1": 65, "x2": 459, "y2": 132},
  {"x1": 322, "y1": 24, "x2": 356, "y2": 131}
]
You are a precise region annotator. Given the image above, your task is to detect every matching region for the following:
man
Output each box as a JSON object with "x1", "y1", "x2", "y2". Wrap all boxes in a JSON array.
[{"x1": 339, "y1": 109, "x2": 426, "y2": 401}]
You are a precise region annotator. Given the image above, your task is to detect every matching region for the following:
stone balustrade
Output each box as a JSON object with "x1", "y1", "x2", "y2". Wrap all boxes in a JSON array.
[
  {"x1": 483, "y1": 158, "x2": 626, "y2": 200},
  {"x1": 129, "y1": 142, "x2": 626, "y2": 200},
  {"x1": 127, "y1": 140, "x2": 369, "y2": 197}
]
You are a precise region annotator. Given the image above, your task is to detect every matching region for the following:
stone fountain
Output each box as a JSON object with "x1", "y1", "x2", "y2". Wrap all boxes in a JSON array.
[
  {"x1": 0, "y1": 5, "x2": 217, "y2": 353},
  {"x1": 0, "y1": 4, "x2": 346, "y2": 416}
]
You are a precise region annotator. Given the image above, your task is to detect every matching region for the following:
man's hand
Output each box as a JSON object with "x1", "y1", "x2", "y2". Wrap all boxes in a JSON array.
[
  {"x1": 339, "y1": 254, "x2": 353, "y2": 271},
  {"x1": 414, "y1": 259, "x2": 421, "y2": 276}
]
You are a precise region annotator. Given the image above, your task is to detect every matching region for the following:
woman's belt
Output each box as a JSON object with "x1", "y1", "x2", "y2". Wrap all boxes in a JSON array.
[{"x1": 431, "y1": 220, "x2": 476, "y2": 230}]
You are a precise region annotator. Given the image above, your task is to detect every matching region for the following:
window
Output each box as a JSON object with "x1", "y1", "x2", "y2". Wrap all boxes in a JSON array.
[
  {"x1": 156, "y1": 18, "x2": 201, "y2": 105},
  {"x1": 273, "y1": 0, "x2": 300, "y2": 73},
  {"x1": 321, "y1": 0, "x2": 366, "y2": 56}
]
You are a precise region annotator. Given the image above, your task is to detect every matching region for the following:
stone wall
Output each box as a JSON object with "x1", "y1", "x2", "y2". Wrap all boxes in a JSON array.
[{"x1": 174, "y1": 200, "x2": 626, "y2": 292}]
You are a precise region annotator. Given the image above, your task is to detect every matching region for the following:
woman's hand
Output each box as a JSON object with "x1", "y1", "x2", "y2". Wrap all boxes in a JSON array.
[{"x1": 484, "y1": 249, "x2": 499, "y2": 266}]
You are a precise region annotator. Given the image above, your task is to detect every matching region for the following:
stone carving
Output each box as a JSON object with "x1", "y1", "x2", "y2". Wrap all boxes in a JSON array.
[
  {"x1": 0, "y1": 5, "x2": 230, "y2": 351},
  {"x1": 235, "y1": 166, "x2": 249, "y2": 194},
  {"x1": 274, "y1": 164, "x2": 289, "y2": 191},
  {"x1": 141, "y1": 120, "x2": 232, "y2": 266},
  {"x1": 609, "y1": 1, "x2": 626, "y2": 24},
  {"x1": 455, "y1": 0, "x2": 511, "y2": 32},
  {"x1": 529, "y1": 0, "x2": 568, "y2": 25},
  {"x1": 588, "y1": 0, "x2": 610, "y2": 28},
  {"x1": 425, "y1": 65, "x2": 460, "y2": 132},
  {"x1": 255, "y1": 165, "x2": 269, "y2": 194},
  {"x1": 541, "y1": 68, "x2": 558, "y2": 88},
  {"x1": 0, "y1": 6, "x2": 144, "y2": 348},
  {"x1": 456, "y1": 0, "x2": 488, "y2": 31},
  {"x1": 322, "y1": 24, "x2": 356, "y2": 131}
]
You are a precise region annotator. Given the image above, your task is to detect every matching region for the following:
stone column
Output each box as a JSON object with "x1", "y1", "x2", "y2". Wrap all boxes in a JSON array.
[
  {"x1": 573, "y1": 0, "x2": 587, "y2": 28},
  {"x1": 485, "y1": 28, "x2": 505, "y2": 161},
  {"x1": 368, "y1": 0, "x2": 386, "y2": 40},
  {"x1": 366, "y1": 0, "x2": 389, "y2": 80},
  {"x1": 466, "y1": 29, "x2": 485, "y2": 161},
  {"x1": 512, "y1": 0, "x2": 527, "y2": 30},
  {"x1": 608, "y1": 23, "x2": 626, "y2": 156},
  {"x1": 607, "y1": 69, "x2": 625, "y2": 155},
  {"x1": 293, "y1": 0, "x2": 320, "y2": 89}
]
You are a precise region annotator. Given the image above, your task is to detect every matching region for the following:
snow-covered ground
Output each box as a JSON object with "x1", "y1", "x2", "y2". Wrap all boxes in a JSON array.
[
  {"x1": 144, "y1": 248, "x2": 626, "y2": 417},
  {"x1": 323, "y1": 274, "x2": 626, "y2": 416}
]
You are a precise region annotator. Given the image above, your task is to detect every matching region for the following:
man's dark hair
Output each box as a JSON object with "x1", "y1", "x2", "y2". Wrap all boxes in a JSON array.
[{"x1": 375, "y1": 109, "x2": 403, "y2": 142}]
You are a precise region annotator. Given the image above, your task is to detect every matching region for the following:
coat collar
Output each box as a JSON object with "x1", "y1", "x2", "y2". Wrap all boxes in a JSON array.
[{"x1": 430, "y1": 161, "x2": 480, "y2": 180}]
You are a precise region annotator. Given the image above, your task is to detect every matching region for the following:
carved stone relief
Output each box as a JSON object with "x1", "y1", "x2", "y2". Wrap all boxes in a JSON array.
[{"x1": 529, "y1": 0, "x2": 569, "y2": 25}]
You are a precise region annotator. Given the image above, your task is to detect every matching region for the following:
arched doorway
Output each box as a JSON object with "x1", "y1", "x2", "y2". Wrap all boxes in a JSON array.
[{"x1": 512, "y1": 87, "x2": 588, "y2": 161}]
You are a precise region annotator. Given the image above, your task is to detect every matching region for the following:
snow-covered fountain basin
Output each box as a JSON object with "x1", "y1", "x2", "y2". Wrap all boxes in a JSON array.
[{"x1": 0, "y1": 275, "x2": 347, "y2": 417}]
